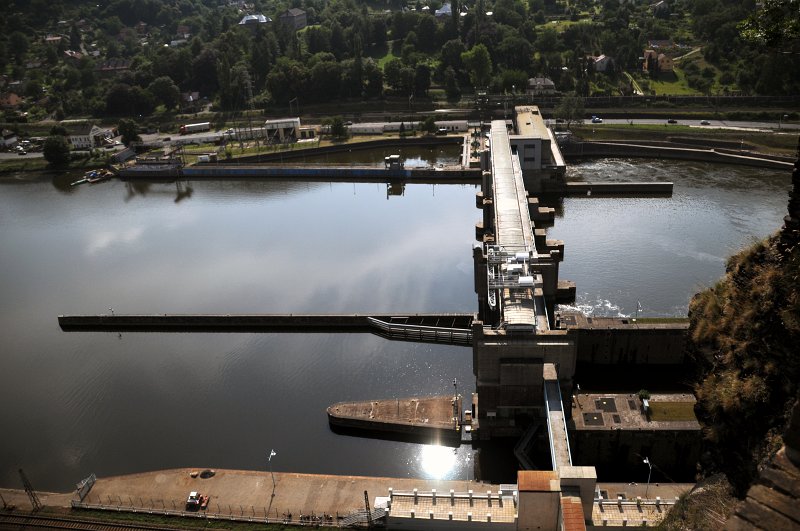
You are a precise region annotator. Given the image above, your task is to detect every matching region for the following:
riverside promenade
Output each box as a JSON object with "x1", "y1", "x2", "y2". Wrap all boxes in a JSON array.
[
  {"x1": 3, "y1": 468, "x2": 498, "y2": 525},
  {"x1": 1, "y1": 469, "x2": 694, "y2": 528}
]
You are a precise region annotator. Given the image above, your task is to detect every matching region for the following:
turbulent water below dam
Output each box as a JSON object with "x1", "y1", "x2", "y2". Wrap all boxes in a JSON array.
[{"x1": 0, "y1": 155, "x2": 789, "y2": 491}]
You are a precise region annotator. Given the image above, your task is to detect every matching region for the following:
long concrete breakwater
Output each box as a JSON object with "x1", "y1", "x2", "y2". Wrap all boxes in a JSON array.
[
  {"x1": 182, "y1": 164, "x2": 481, "y2": 183},
  {"x1": 59, "y1": 313, "x2": 474, "y2": 331},
  {"x1": 58, "y1": 313, "x2": 475, "y2": 345}
]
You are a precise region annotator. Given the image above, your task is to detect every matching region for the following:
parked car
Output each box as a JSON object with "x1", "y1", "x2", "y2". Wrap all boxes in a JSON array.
[
  {"x1": 700, "y1": 120, "x2": 710, "y2": 125},
  {"x1": 591, "y1": 116, "x2": 603, "y2": 124},
  {"x1": 17, "y1": 150, "x2": 26, "y2": 155},
  {"x1": 667, "y1": 119, "x2": 678, "y2": 124}
]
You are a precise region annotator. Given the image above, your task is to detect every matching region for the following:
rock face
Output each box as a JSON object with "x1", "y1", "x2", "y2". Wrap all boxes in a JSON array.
[
  {"x1": 725, "y1": 397, "x2": 800, "y2": 531},
  {"x1": 781, "y1": 137, "x2": 800, "y2": 249}
]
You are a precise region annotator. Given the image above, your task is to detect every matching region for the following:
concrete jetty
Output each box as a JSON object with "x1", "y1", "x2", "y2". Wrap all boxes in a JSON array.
[
  {"x1": 328, "y1": 395, "x2": 462, "y2": 440},
  {"x1": 58, "y1": 313, "x2": 474, "y2": 333},
  {"x1": 181, "y1": 164, "x2": 481, "y2": 183},
  {"x1": 1, "y1": 470, "x2": 694, "y2": 528},
  {"x1": 71, "y1": 468, "x2": 499, "y2": 524}
]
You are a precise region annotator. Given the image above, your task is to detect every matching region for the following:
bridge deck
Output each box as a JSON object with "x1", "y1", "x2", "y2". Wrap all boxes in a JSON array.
[
  {"x1": 490, "y1": 120, "x2": 538, "y2": 330},
  {"x1": 543, "y1": 364, "x2": 572, "y2": 471}
]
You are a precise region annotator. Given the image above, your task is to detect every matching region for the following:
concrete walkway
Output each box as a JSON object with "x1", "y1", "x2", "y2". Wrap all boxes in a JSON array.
[{"x1": 74, "y1": 468, "x2": 499, "y2": 521}]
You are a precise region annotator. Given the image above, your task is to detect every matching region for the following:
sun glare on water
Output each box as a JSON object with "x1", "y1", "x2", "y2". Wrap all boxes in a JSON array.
[{"x1": 419, "y1": 444, "x2": 457, "y2": 479}]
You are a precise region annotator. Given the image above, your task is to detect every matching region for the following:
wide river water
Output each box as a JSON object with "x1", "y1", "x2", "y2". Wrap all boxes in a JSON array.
[{"x1": 0, "y1": 153, "x2": 790, "y2": 491}]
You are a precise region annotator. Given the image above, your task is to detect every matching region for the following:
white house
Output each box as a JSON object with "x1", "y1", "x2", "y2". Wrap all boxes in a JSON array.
[
  {"x1": 67, "y1": 124, "x2": 112, "y2": 150},
  {"x1": 435, "y1": 3, "x2": 452, "y2": 19}
]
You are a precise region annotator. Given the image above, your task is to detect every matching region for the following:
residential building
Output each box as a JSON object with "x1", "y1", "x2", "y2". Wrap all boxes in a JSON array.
[
  {"x1": 591, "y1": 54, "x2": 613, "y2": 73},
  {"x1": 95, "y1": 58, "x2": 132, "y2": 76},
  {"x1": 643, "y1": 50, "x2": 673, "y2": 73},
  {"x1": 66, "y1": 124, "x2": 113, "y2": 150},
  {"x1": 238, "y1": 13, "x2": 272, "y2": 31},
  {"x1": 526, "y1": 77, "x2": 557, "y2": 96},
  {"x1": 0, "y1": 93, "x2": 23, "y2": 110},
  {"x1": 434, "y1": 2, "x2": 452, "y2": 19},
  {"x1": 278, "y1": 8, "x2": 307, "y2": 30}
]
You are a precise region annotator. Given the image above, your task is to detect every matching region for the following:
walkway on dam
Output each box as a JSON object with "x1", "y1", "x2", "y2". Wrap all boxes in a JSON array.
[
  {"x1": 543, "y1": 364, "x2": 573, "y2": 471},
  {"x1": 488, "y1": 119, "x2": 548, "y2": 332},
  {"x1": 58, "y1": 313, "x2": 474, "y2": 346}
]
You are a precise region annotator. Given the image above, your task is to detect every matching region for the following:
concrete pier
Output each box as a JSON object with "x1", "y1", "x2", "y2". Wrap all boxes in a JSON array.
[
  {"x1": 181, "y1": 164, "x2": 481, "y2": 183},
  {"x1": 328, "y1": 395, "x2": 462, "y2": 440},
  {"x1": 561, "y1": 181, "x2": 673, "y2": 195},
  {"x1": 58, "y1": 313, "x2": 474, "y2": 334},
  {"x1": 69, "y1": 468, "x2": 499, "y2": 524}
]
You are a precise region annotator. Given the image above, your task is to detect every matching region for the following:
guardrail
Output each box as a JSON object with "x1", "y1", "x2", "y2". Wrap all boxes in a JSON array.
[
  {"x1": 367, "y1": 317, "x2": 472, "y2": 345},
  {"x1": 72, "y1": 500, "x2": 346, "y2": 527}
]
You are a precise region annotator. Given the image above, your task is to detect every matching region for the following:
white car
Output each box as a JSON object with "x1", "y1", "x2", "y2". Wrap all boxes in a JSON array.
[{"x1": 591, "y1": 117, "x2": 603, "y2": 124}]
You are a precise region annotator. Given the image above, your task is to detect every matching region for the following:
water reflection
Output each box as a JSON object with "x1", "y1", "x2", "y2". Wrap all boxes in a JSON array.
[
  {"x1": 0, "y1": 158, "x2": 791, "y2": 491},
  {"x1": 414, "y1": 444, "x2": 475, "y2": 481},
  {"x1": 419, "y1": 445, "x2": 457, "y2": 479}
]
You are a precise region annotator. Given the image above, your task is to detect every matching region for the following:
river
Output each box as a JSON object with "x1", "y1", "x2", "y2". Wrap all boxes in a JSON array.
[{"x1": 0, "y1": 156, "x2": 790, "y2": 491}]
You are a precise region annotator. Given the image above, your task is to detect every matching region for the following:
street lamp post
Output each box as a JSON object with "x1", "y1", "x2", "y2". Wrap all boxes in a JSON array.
[
  {"x1": 643, "y1": 457, "x2": 652, "y2": 499},
  {"x1": 268, "y1": 449, "x2": 277, "y2": 492},
  {"x1": 780, "y1": 114, "x2": 789, "y2": 129}
]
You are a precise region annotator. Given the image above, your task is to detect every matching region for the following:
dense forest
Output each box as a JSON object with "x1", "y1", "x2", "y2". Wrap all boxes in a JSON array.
[{"x1": 0, "y1": 0, "x2": 798, "y2": 121}]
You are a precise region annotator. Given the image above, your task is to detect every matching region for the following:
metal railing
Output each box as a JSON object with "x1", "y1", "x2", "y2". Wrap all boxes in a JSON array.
[
  {"x1": 367, "y1": 317, "x2": 472, "y2": 345},
  {"x1": 72, "y1": 500, "x2": 346, "y2": 527}
]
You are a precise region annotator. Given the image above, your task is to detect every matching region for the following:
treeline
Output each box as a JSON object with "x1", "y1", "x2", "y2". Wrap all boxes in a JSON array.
[{"x1": 0, "y1": 0, "x2": 797, "y2": 120}]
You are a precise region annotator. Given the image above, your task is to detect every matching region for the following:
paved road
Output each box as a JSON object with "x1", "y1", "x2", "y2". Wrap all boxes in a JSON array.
[
  {"x1": 577, "y1": 118, "x2": 800, "y2": 131},
  {"x1": 0, "y1": 151, "x2": 43, "y2": 159}
]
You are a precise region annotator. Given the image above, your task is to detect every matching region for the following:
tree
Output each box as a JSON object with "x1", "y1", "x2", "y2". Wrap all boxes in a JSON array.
[
  {"x1": 118, "y1": 119, "x2": 140, "y2": 146},
  {"x1": 444, "y1": 66, "x2": 461, "y2": 101},
  {"x1": 554, "y1": 94, "x2": 585, "y2": 127},
  {"x1": 421, "y1": 116, "x2": 437, "y2": 134},
  {"x1": 147, "y1": 76, "x2": 180, "y2": 109},
  {"x1": 329, "y1": 116, "x2": 348, "y2": 138},
  {"x1": 9, "y1": 31, "x2": 29, "y2": 64},
  {"x1": 739, "y1": 0, "x2": 800, "y2": 52},
  {"x1": 413, "y1": 64, "x2": 431, "y2": 96},
  {"x1": 43, "y1": 136, "x2": 71, "y2": 166},
  {"x1": 461, "y1": 44, "x2": 492, "y2": 88}
]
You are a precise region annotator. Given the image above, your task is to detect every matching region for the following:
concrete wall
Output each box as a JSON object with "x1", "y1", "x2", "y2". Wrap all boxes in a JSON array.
[
  {"x1": 569, "y1": 428, "x2": 701, "y2": 479},
  {"x1": 473, "y1": 333, "x2": 576, "y2": 427},
  {"x1": 571, "y1": 325, "x2": 687, "y2": 365},
  {"x1": 559, "y1": 466, "x2": 597, "y2": 519},
  {"x1": 387, "y1": 516, "x2": 515, "y2": 530}
]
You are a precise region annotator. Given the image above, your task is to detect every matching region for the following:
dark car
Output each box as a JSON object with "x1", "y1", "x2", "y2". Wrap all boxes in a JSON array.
[
  {"x1": 17, "y1": 150, "x2": 27, "y2": 155},
  {"x1": 667, "y1": 119, "x2": 678, "y2": 124}
]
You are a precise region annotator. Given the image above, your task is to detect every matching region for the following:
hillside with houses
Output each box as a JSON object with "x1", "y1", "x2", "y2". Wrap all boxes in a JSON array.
[{"x1": 0, "y1": 0, "x2": 797, "y2": 128}]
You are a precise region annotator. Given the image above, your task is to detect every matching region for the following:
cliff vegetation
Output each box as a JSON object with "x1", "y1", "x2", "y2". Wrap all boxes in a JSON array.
[{"x1": 687, "y1": 150, "x2": 800, "y2": 497}]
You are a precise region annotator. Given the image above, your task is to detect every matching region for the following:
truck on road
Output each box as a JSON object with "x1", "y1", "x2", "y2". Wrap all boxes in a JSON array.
[{"x1": 179, "y1": 122, "x2": 211, "y2": 135}]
